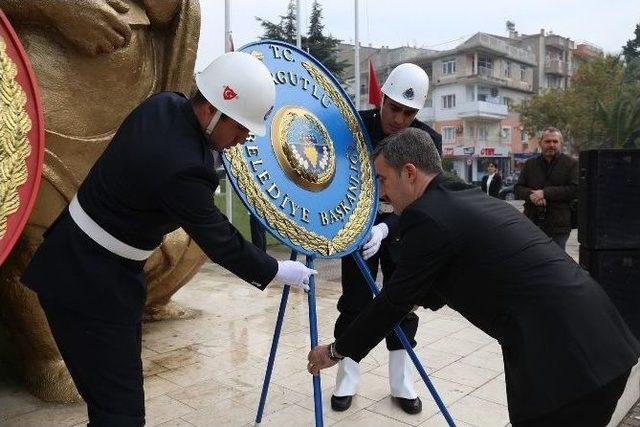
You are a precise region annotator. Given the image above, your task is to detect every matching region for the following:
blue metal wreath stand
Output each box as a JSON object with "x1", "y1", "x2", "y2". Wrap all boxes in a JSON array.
[{"x1": 253, "y1": 250, "x2": 456, "y2": 426}]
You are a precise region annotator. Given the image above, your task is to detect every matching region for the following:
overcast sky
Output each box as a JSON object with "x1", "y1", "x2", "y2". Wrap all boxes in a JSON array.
[{"x1": 196, "y1": 0, "x2": 639, "y2": 71}]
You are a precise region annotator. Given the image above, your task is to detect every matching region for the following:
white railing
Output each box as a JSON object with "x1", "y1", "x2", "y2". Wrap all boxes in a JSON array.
[
  {"x1": 458, "y1": 101, "x2": 508, "y2": 118},
  {"x1": 464, "y1": 33, "x2": 536, "y2": 65}
]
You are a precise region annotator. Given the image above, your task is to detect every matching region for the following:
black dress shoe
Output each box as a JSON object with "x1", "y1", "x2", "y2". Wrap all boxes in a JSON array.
[
  {"x1": 395, "y1": 396, "x2": 422, "y2": 414},
  {"x1": 331, "y1": 395, "x2": 353, "y2": 411}
]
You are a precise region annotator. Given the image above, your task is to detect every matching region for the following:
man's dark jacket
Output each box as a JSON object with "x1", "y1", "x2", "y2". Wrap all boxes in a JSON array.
[
  {"x1": 335, "y1": 174, "x2": 639, "y2": 422},
  {"x1": 515, "y1": 153, "x2": 577, "y2": 235},
  {"x1": 22, "y1": 93, "x2": 278, "y2": 323}
]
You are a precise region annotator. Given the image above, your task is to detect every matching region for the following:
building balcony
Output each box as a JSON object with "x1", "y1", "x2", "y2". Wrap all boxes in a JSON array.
[
  {"x1": 457, "y1": 101, "x2": 508, "y2": 120},
  {"x1": 545, "y1": 34, "x2": 574, "y2": 50},
  {"x1": 504, "y1": 78, "x2": 534, "y2": 93},
  {"x1": 544, "y1": 59, "x2": 569, "y2": 75},
  {"x1": 462, "y1": 66, "x2": 508, "y2": 86},
  {"x1": 461, "y1": 33, "x2": 537, "y2": 65}
]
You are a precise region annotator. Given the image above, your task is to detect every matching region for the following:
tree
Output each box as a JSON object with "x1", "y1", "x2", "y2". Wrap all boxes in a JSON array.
[
  {"x1": 595, "y1": 96, "x2": 640, "y2": 148},
  {"x1": 256, "y1": 1, "x2": 348, "y2": 80},
  {"x1": 305, "y1": 1, "x2": 348, "y2": 79},
  {"x1": 622, "y1": 23, "x2": 640, "y2": 63},
  {"x1": 515, "y1": 55, "x2": 640, "y2": 150},
  {"x1": 256, "y1": 0, "x2": 298, "y2": 45}
]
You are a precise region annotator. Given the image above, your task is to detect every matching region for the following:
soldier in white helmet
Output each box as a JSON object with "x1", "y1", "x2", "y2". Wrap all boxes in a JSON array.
[
  {"x1": 22, "y1": 52, "x2": 316, "y2": 427},
  {"x1": 331, "y1": 63, "x2": 442, "y2": 414}
]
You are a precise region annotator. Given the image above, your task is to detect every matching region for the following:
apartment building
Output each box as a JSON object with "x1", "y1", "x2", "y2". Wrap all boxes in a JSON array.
[
  {"x1": 413, "y1": 32, "x2": 537, "y2": 181},
  {"x1": 519, "y1": 29, "x2": 575, "y2": 92},
  {"x1": 338, "y1": 29, "x2": 602, "y2": 183}
]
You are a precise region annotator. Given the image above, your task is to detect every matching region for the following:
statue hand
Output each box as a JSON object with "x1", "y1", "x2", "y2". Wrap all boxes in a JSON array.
[
  {"x1": 48, "y1": 0, "x2": 133, "y2": 56},
  {"x1": 141, "y1": 0, "x2": 181, "y2": 27}
]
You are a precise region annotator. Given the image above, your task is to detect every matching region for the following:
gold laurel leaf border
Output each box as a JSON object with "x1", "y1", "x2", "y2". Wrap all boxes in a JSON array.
[
  {"x1": 0, "y1": 37, "x2": 32, "y2": 240},
  {"x1": 224, "y1": 60, "x2": 374, "y2": 257}
]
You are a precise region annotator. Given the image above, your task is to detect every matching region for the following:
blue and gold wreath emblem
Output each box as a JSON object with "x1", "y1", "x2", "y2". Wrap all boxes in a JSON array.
[{"x1": 272, "y1": 107, "x2": 335, "y2": 192}]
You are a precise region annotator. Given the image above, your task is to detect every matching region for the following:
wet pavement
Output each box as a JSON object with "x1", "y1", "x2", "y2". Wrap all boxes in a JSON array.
[{"x1": 1, "y1": 201, "x2": 638, "y2": 426}]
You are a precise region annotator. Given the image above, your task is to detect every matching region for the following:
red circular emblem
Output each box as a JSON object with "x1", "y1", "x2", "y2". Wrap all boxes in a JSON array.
[
  {"x1": 223, "y1": 85, "x2": 238, "y2": 100},
  {"x1": 0, "y1": 10, "x2": 45, "y2": 265}
]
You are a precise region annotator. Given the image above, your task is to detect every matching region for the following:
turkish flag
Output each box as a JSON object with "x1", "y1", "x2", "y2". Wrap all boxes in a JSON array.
[{"x1": 368, "y1": 60, "x2": 382, "y2": 108}]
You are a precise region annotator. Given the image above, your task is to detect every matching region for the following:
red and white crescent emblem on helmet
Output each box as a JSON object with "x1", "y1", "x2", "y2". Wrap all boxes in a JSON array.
[{"x1": 223, "y1": 85, "x2": 238, "y2": 100}]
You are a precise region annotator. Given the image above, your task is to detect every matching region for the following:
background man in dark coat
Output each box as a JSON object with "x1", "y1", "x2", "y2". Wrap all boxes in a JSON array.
[
  {"x1": 331, "y1": 63, "x2": 442, "y2": 414},
  {"x1": 515, "y1": 127, "x2": 577, "y2": 250},
  {"x1": 309, "y1": 127, "x2": 639, "y2": 426}
]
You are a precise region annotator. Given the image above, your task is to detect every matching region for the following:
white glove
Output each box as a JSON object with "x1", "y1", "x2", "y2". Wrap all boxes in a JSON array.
[
  {"x1": 362, "y1": 223, "x2": 389, "y2": 260},
  {"x1": 274, "y1": 260, "x2": 318, "y2": 291}
]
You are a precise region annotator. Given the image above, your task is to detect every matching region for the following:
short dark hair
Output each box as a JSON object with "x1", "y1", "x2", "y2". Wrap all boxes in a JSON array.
[
  {"x1": 540, "y1": 126, "x2": 563, "y2": 142},
  {"x1": 190, "y1": 89, "x2": 229, "y2": 121},
  {"x1": 486, "y1": 161, "x2": 498, "y2": 168},
  {"x1": 190, "y1": 88, "x2": 208, "y2": 106},
  {"x1": 373, "y1": 127, "x2": 443, "y2": 175}
]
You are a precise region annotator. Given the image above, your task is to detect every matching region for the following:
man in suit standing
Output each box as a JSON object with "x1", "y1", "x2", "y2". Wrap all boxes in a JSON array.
[
  {"x1": 515, "y1": 127, "x2": 577, "y2": 250},
  {"x1": 481, "y1": 161, "x2": 502, "y2": 198},
  {"x1": 21, "y1": 52, "x2": 317, "y2": 427},
  {"x1": 331, "y1": 63, "x2": 442, "y2": 414},
  {"x1": 309, "y1": 128, "x2": 639, "y2": 426}
]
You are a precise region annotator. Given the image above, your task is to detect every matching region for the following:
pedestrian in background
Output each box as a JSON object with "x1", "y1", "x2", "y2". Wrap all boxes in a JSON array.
[
  {"x1": 481, "y1": 160, "x2": 502, "y2": 198},
  {"x1": 515, "y1": 127, "x2": 577, "y2": 250}
]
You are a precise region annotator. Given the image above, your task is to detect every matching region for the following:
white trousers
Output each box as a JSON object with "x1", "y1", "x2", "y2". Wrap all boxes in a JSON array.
[{"x1": 333, "y1": 350, "x2": 417, "y2": 399}]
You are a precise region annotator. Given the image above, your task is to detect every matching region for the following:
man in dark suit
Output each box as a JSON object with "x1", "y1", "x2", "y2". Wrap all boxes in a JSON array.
[
  {"x1": 480, "y1": 160, "x2": 502, "y2": 198},
  {"x1": 309, "y1": 127, "x2": 640, "y2": 426},
  {"x1": 332, "y1": 63, "x2": 442, "y2": 414},
  {"x1": 21, "y1": 52, "x2": 316, "y2": 427},
  {"x1": 515, "y1": 127, "x2": 577, "y2": 250}
]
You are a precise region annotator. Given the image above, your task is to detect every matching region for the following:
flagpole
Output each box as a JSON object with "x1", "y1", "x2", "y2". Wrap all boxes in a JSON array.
[
  {"x1": 224, "y1": 0, "x2": 233, "y2": 221},
  {"x1": 296, "y1": 0, "x2": 302, "y2": 48},
  {"x1": 354, "y1": 0, "x2": 360, "y2": 109}
]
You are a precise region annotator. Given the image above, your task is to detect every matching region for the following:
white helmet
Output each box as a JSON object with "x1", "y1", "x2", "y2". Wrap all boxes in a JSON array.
[
  {"x1": 195, "y1": 52, "x2": 275, "y2": 136},
  {"x1": 381, "y1": 63, "x2": 429, "y2": 110}
]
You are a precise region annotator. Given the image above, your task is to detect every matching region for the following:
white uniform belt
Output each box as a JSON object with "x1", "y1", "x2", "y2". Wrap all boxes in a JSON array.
[{"x1": 69, "y1": 195, "x2": 155, "y2": 261}]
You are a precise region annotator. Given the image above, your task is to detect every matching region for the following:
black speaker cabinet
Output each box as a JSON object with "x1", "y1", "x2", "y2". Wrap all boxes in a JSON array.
[
  {"x1": 580, "y1": 247, "x2": 640, "y2": 340},
  {"x1": 578, "y1": 149, "x2": 640, "y2": 250}
]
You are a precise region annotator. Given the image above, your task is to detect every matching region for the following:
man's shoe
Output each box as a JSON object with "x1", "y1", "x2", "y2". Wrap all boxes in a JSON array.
[
  {"x1": 331, "y1": 395, "x2": 353, "y2": 411},
  {"x1": 395, "y1": 396, "x2": 422, "y2": 414}
]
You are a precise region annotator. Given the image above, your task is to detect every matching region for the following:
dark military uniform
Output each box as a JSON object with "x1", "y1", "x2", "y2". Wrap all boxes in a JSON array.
[
  {"x1": 334, "y1": 108, "x2": 442, "y2": 350},
  {"x1": 22, "y1": 92, "x2": 277, "y2": 426}
]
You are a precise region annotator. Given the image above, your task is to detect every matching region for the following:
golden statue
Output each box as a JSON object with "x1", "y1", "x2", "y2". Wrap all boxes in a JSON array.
[{"x1": 0, "y1": 0, "x2": 205, "y2": 402}]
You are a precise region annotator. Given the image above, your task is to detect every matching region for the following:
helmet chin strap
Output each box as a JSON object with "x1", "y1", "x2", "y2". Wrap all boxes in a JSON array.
[{"x1": 205, "y1": 110, "x2": 223, "y2": 136}]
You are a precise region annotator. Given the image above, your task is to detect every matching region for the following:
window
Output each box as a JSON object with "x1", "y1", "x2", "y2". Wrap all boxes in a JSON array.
[
  {"x1": 521, "y1": 130, "x2": 529, "y2": 142},
  {"x1": 503, "y1": 97, "x2": 512, "y2": 108},
  {"x1": 546, "y1": 75, "x2": 562, "y2": 88},
  {"x1": 442, "y1": 94, "x2": 456, "y2": 109},
  {"x1": 479, "y1": 125, "x2": 488, "y2": 141},
  {"x1": 442, "y1": 126, "x2": 456, "y2": 141},
  {"x1": 520, "y1": 64, "x2": 527, "y2": 81},
  {"x1": 503, "y1": 60, "x2": 511, "y2": 78},
  {"x1": 442, "y1": 58, "x2": 456, "y2": 75},
  {"x1": 478, "y1": 55, "x2": 493, "y2": 69},
  {"x1": 501, "y1": 127, "x2": 511, "y2": 140},
  {"x1": 477, "y1": 55, "x2": 493, "y2": 77}
]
